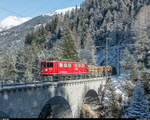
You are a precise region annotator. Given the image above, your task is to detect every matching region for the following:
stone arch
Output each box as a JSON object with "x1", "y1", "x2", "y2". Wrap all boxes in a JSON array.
[
  {"x1": 80, "y1": 89, "x2": 102, "y2": 118},
  {"x1": 0, "y1": 111, "x2": 9, "y2": 118},
  {"x1": 39, "y1": 96, "x2": 73, "y2": 118}
]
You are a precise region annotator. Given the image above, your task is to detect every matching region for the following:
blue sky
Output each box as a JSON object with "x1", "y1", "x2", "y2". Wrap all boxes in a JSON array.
[{"x1": 0, "y1": 0, "x2": 85, "y2": 21}]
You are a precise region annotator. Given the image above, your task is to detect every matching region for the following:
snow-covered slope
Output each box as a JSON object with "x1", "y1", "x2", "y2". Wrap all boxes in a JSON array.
[
  {"x1": 0, "y1": 6, "x2": 77, "y2": 51},
  {"x1": 43, "y1": 6, "x2": 79, "y2": 16},
  {"x1": 0, "y1": 15, "x2": 53, "y2": 51},
  {"x1": 0, "y1": 16, "x2": 31, "y2": 32},
  {"x1": 0, "y1": 7, "x2": 78, "y2": 32}
]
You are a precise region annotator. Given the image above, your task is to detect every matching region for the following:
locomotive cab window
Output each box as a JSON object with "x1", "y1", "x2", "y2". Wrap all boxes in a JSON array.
[
  {"x1": 82, "y1": 64, "x2": 84, "y2": 68},
  {"x1": 47, "y1": 63, "x2": 53, "y2": 67},
  {"x1": 75, "y1": 64, "x2": 77, "y2": 67},
  {"x1": 41, "y1": 63, "x2": 46, "y2": 68},
  {"x1": 68, "y1": 64, "x2": 71, "y2": 67},
  {"x1": 79, "y1": 64, "x2": 81, "y2": 68},
  {"x1": 64, "y1": 64, "x2": 67, "y2": 67},
  {"x1": 60, "y1": 63, "x2": 63, "y2": 67}
]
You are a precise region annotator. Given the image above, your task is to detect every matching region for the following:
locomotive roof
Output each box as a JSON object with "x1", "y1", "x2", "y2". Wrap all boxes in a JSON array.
[{"x1": 41, "y1": 61, "x2": 87, "y2": 63}]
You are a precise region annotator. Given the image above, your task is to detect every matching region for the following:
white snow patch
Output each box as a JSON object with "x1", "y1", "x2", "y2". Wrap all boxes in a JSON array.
[
  {"x1": 0, "y1": 16, "x2": 31, "y2": 31},
  {"x1": 43, "y1": 6, "x2": 79, "y2": 16},
  {"x1": 112, "y1": 74, "x2": 130, "y2": 101}
]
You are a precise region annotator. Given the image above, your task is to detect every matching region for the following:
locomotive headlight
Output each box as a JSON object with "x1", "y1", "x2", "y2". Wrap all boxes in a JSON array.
[{"x1": 45, "y1": 68, "x2": 48, "y2": 72}]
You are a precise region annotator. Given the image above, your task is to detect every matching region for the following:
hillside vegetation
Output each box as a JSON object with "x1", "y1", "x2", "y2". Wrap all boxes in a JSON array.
[{"x1": 0, "y1": 0, "x2": 150, "y2": 118}]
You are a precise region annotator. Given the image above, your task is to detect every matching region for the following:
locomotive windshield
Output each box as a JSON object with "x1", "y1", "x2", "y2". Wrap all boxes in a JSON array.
[
  {"x1": 41, "y1": 62, "x2": 53, "y2": 68},
  {"x1": 47, "y1": 63, "x2": 53, "y2": 67},
  {"x1": 41, "y1": 62, "x2": 46, "y2": 68},
  {"x1": 85, "y1": 64, "x2": 87, "y2": 67}
]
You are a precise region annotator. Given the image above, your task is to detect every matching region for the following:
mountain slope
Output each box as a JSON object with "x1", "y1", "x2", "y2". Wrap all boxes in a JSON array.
[
  {"x1": 0, "y1": 15, "x2": 54, "y2": 51},
  {"x1": 0, "y1": 16, "x2": 31, "y2": 32},
  {"x1": 0, "y1": 7, "x2": 76, "y2": 51}
]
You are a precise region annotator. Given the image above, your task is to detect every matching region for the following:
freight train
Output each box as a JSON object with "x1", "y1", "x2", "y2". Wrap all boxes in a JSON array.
[{"x1": 41, "y1": 59, "x2": 117, "y2": 81}]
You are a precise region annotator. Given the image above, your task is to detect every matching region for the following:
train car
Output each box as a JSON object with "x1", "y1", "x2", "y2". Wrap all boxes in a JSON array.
[
  {"x1": 87, "y1": 65, "x2": 117, "y2": 76},
  {"x1": 87, "y1": 65, "x2": 107, "y2": 77},
  {"x1": 41, "y1": 61, "x2": 88, "y2": 76},
  {"x1": 98, "y1": 66, "x2": 106, "y2": 75},
  {"x1": 103, "y1": 65, "x2": 112, "y2": 75},
  {"x1": 87, "y1": 65, "x2": 101, "y2": 76}
]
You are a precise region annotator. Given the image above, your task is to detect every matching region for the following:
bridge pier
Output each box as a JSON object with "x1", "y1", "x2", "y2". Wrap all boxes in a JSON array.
[{"x1": 72, "y1": 106, "x2": 79, "y2": 118}]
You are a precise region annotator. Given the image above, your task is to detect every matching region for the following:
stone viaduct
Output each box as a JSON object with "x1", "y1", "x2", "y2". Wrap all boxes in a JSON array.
[{"x1": 0, "y1": 77, "x2": 106, "y2": 118}]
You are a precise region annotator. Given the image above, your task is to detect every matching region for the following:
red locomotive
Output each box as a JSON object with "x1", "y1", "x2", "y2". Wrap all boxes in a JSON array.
[{"x1": 41, "y1": 60, "x2": 87, "y2": 76}]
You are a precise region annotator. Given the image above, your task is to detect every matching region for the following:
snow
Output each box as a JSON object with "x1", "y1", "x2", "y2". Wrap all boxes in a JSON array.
[
  {"x1": 102, "y1": 73, "x2": 150, "y2": 118},
  {"x1": 111, "y1": 74, "x2": 150, "y2": 118},
  {"x1": 96, "y1": 44, "x2": 127, "y2": 74},
  {"x1": 112, "y1": 74, "x2": 130, "y2": 100},
  {"x1": 0, "y1": 16, "x2": 31, "y2": 32},
  {"x1": 124, "y1": 86, "x2": 150, "y2": 118},
  {"x1": 43, "y1": 6, "x2": 79, "y2": 16},
  {"x1": 0, "y1": 7, "x2": 79, "y2": 32},
  {"x1": 34, "y1": 24, "x2": 42, "y2": 30}
]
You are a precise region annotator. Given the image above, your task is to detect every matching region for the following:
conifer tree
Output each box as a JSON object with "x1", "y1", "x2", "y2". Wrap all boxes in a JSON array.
[
  {"x1": 120, "y1": 48, "x2": 134, "y2": 73},
  {"x1": 51, "y1": 16, "x2": 59, "y2": 34},
  {"x1": 136, "y1": 31, "x2": 150, "y2": 68},
  {"x1": 120, "y1": 48, "x2": 137, "y2": 97},
  {"x1": 61, "y1": 27, "x2": 79, "y2": 61},
  {"x1": 0, "y1": 49, "x2": 5, "y2": 81},
  {"x1": 83, "y1": 31, "x2": 96, "y2": 64},
  {"x1": 135, "y1": 31, "x2": 150, "y2": 92},
  {"x1": 105, "y1": 10, "x2": 113, "y2": 22},
  {"x1": 104, "y1": 79, "x2": 122, "y2": 118},
  {"x1": 124, "y1": 87, "x2": 150, "y2": 118},
  {"x1": 130, "y1": 56, "x2": 137, "y2": 82}
]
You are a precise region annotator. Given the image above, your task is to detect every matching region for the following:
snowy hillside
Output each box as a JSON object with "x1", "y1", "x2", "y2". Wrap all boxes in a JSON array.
[
  {"x1": 0, "y1": 15, "x2": 53, "y2": 51},
  {"x1": 0, "y1": 6, "x2": 79, "y2": 51},
  {"x1": 96, "y1": 44, "x2": 127, "y2": 74},
  {"x1": 0, "y1": 16, "x2": 31, "y2": 32},
  {"x1": 0, "y1": 7, "x2": 78, "y2": 32},
  {"x1": 43, "y1": 7, "x2": 79, "y2": 16}
]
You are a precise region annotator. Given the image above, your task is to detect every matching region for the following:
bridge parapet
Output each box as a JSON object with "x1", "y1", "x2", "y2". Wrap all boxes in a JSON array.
[{"x1": 0, "y1": 77, "x2": 106, "y2": 92}]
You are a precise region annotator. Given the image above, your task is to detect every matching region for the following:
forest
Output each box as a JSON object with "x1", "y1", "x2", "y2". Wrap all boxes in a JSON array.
[{"x1": 0, "y1": 0, "x2": 150, "y2": 118}]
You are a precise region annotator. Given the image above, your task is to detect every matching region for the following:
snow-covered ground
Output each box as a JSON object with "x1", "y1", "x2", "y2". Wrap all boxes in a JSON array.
[
  {"x1": 110, "y1": 74, "x2": 150, "y2": 118},
  {"x1": 0, "y1": 16, "x2": 31, "y2": 32},
  {"x1": 102, "y1": 74, "x2": 131, "y2": 105},
  {"x1": 43, "y1": 6, "x2": 79, "y2": 16},
  {"x1": 124, "y1": 86, "x2": 150, "y2": 118},
  {"x1": 96, "y1": 44, "x2": 127, "y2": 74},
  {"x1": 112, "y1": 74, "x2": 131, "y2": 101}
]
